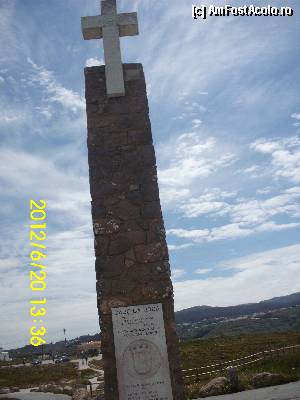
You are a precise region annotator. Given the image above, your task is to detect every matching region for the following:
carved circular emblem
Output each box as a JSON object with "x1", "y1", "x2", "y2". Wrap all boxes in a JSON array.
[{"x1": 122, "y1": 339, "x2": 162, "y2": 379}]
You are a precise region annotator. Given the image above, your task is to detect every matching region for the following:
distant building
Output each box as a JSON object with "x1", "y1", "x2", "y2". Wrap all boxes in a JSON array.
[
  {"x1": 76, "y1": 341, "x2": 101, "y2": 354},
  {"x1": 0, "y1": 351, "x2": 11, "y2": 361}
]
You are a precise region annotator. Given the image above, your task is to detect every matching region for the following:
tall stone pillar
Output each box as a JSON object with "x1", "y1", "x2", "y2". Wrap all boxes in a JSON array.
[{"x1": 85, "y1": 63, "x2": 185, "y2": 400}]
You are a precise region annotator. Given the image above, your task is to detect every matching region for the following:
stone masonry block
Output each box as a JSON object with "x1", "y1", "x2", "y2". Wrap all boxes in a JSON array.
[{"x1": 85, "y1": 64, "x2": 185, "y2": 400}]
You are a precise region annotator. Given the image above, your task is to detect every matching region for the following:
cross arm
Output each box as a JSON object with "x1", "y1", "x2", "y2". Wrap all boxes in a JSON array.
[
  {"x1": 118, "y1": 13, "x2": 139, "y2": 37},
  {"x1": 81, "y1": 13, "x2": 138, "y2": 40},
  {"x1": 81, "y1": 15, "x2": 102, "y2": 40}
]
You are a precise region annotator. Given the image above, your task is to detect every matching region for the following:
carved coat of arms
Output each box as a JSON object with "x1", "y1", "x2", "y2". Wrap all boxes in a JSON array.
[{"x1": 123, "y1": 339, "x2": 162, "y2": 379}]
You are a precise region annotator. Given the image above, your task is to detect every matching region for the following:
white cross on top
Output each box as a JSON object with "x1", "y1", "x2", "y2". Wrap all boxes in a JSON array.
[{"x1": 81, "y1": 0, "x2": 139, "y2": 98}]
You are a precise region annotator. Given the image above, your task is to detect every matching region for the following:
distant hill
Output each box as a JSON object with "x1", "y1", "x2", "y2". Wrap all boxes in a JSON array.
[
  {"x1": 175, "y1": 292, "x2": 300, "y2": 340},
  {"x1": 8, "y1": 293, "x2": 300, "y2": 357},
  {"x1": 175, "y1": 292, "x2": 300, "y2": 323},
  {"x1": 9, "y1": 333, "x2": 101, "y2": 359}
]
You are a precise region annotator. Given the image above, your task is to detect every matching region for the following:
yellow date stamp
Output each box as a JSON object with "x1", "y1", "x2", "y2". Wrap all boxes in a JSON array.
[{"x1": 29, "y1": 200, "x2": 47, "y2": 347}]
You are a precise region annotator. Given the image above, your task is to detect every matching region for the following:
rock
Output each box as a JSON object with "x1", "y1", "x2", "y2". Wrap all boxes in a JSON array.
[
  {"x1": 10, "y1": 387, "x2": 20, "y2": 392},
  {"x1": 134, "y1": 242, "x2": 168, "y2": 263},
  {"x1": 200, "y1": 377, "x2": 228, "y2": 397},
  {"x1": 63, "y1": 385, "x2": 73, "y2": 395},
  {"x1": 252, "y1": 372, "x2": 286, "y2": 388},
  {"x1": 227, "y1": 366, "x2": 239, "y2": 390},
  {"x1": 72, "y1": 387, "x2": 89, "y2": 400},
  {"x1": 108, "y1": 235, "x2": 132, "y2": 255},
  {"x1": 36, "y1": 383, "x2": 65, "y2": 394},
  {"x1": 52, "y1": 385, "x2": 64, "y2": 394},
  {"x1": 1, "y1": 398, "x2": 19, "y2": 400},
  {"x1": 0, "y1": 388, "x2": 10, "y2": 394},
  {"x1": 96, "y1": 255, "x2": 125, "y2": 279}
]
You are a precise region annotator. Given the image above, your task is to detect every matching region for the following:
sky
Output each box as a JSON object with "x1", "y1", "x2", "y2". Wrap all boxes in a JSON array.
[{"x1": 0, "y1": 0, "x2": 299, "y2": 349}]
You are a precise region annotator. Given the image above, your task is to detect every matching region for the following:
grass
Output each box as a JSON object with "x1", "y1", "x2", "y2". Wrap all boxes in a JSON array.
[
  {"x1": 180, "y1": 332, "x2": 300, "y2": 398},
  {"x1": 179, "y1": 331, "x2": 300, "y2": 369},
  {"x1": 88, "y1": 359, "x2": 103, "y2": 370},
  {"x1": 184, "y1": 352, "x2": 300, "y2": 398},
  {"x1": 0, "y1": 363, "x2": 96, "y2": 389},
  {"x1": 1, "y1": 331, "x2": 299, "y2": 397},
  {"x1": 239, "y1": 352, "x2": 300, "y2": 385},
  {"x1": 0, "y1": 361, "x2": 20, "y2": 367}
]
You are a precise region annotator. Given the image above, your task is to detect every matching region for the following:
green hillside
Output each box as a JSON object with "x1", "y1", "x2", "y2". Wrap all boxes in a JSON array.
[
  {"x1": 175, "y1": 292, "x2": 300, "y2": 324},
  {"x1": 176, "y1": 292, "x2": 300, "y2": 340}
]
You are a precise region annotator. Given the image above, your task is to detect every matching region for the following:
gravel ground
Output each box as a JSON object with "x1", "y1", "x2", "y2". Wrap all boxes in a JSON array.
[
  {"x1": 197, "y1": 380, "x2": 300, "y2": 400},
  {"x1": 0, "y1": 393, "x2": 71, "y2": 400}
]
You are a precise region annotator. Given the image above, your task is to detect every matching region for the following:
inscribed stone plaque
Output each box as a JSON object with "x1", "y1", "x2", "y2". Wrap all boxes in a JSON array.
[{"x1": 112, "y1": 303, "x2": 173, "y2": 400}]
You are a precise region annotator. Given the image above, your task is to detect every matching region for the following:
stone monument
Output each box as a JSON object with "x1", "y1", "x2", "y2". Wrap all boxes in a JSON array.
[{"x1": 82, "y1": 1, "x2": 185, "y2": 399}]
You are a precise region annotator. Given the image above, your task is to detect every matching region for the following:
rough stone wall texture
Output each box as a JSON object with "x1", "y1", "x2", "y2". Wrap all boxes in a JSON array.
[{"x1": 85, "y1": 63, "x2": 185, "y2": 400}]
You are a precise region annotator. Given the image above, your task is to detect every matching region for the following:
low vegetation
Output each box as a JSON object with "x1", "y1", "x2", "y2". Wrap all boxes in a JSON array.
[
  {"x1": 88, "y1": 358, "x2": 103, "y2": 370},
  {"x1": 0, "y1": 363, "x2": 95, "y2": 389},
  {"x1": 1, "y1": 331, "x2": 299, "y2": 399},
  {"x1": 180, "y1": 332, "x2": 300, "y2": 398},
  {"x1": 180, "y1": 331, "x2": 300, "y2": 369}
]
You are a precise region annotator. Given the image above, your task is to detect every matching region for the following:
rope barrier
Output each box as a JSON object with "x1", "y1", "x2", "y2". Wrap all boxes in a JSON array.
[{"x1": 182, "y1": 343, "x2": 300, "y2": 380}]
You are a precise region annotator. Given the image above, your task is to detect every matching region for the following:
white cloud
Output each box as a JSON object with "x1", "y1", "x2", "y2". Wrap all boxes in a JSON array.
[
  {"x1": 0, "y1": 138, "x2": 96, "y2": 348},
  {"x1": 85, "y1": 57, "x2": 104, "y2": 67},
  {"x1": 0, "y1": 1, "x2": 30, "y2": 66},
  {"x1": 160, "y1": 187, "x2": 190, "y2": 206},
  {"x1": 241, "y1": 164, "x2": 262, "y2": 178},
  {"x1": 180, "y1": 188, "x2": 235, "y2": 218},
  {"x1": 230, "y1": 188, "x2": 300, "y2": 224},
  {"x1": 291, "y1": 113, "x2": 300, "y2": 120},
  {"x1": 182, "y1": 200, "x2": 227, "y2": 218},
  {"x1": 251, "y1": 140, "x2": 280, "y2": 154},
  {"x1": 195, "y1": 268, "x2": 212, "y2": 275},
  {"x1": 0, "y1": 111, "x2": 25, "y2": 124},
  {"x1": 171, "y1": 268, "x2": 186, "y2": 281},
  {"x1": 168, "y1": 228, "x2": 209, "y2": 241},
  {"x1": 180, "y1": 186, "x2": 300, "y2": 225},
  {"x1": 220, "y1": 243, "x2": 300, "y2": 271},
  {"x1": 158, "y1": 132, "x2": 237, "y2": 206},
  {"x1": 159, "y1": 134, "x2": 220, "y2": 187},
  {"x1": 168, "y1": 243, "x2": 193, "y2": 251},
  {"x1": 174, "y1": 244, "x2": 300, "y2": 309},
  {"x1": 0, "y1": 76, "x2": 4, "y2": 83},
  {"x1": 251, "y1": 136, "x2": 300, "y2": 184},
  {"x1": 192, "y1": 119, "x2": 202, "y2": 128},
  {"x1": 168, "y1": 220, "x2": 300, "y2": 244},
  {"x1": 291, "y1": 113, "x2": 300, "y2": 127},
  {"x1": 256, "y1": 187, "x2": 273, "y2": 195},
  {"x1": 0, "y1": 190, "x2": 95, "y2": 349},
  {"x1": 0, "y1": 221, "x2": 96, "y2": 346},
  {"x1": 34, "y1": 106, "x2": 53, "y2": 119},
  {"x1": 255, "y1": 221, "x2": 300, "y2": 233},
  {"x1": 27, "y1": 58, "x2": 85, "y2": 112},
  {"x1": 140, "y1": 0, "x2": 289, "y2": 102},
  {"x1": 0, "y1": 148, "x2": 89, "y2": 206},
  {"x1": 244, "y1": 165, "x2": 260, "y2": 173}
]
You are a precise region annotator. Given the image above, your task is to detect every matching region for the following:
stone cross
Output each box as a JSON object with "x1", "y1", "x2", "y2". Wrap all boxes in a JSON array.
[{"x1": 81, "y1": 0, "x2": 139, "y2": 97}]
